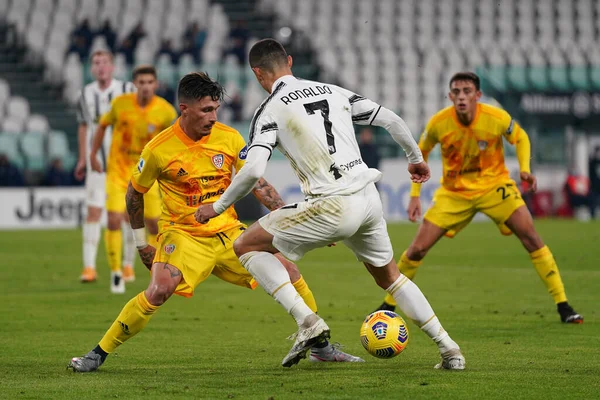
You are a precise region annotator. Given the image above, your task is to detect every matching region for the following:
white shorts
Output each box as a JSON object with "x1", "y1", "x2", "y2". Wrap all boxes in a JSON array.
[
  {"x1": 259, "y1": 183, "x2": 394, "y2": 267},
  {"x1": 85, "y1": 170, "x2": 106, "y2": 209}
]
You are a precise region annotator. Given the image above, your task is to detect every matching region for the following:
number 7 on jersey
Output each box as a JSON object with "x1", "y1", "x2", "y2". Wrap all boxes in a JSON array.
[{"x1": 304, "y1": 100, "x2": 336, "y2": 155}]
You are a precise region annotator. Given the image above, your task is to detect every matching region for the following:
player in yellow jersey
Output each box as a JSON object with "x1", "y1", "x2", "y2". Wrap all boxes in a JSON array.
[
  {"x1": 69, "y1": 72, "x2": 362, "y2": 372},
  {"x1": 373, "y1": 72, "x2": 583, "y2": 324},
  {"x1": 90, "y1": 65, "x2": 178, "y2": 294}
]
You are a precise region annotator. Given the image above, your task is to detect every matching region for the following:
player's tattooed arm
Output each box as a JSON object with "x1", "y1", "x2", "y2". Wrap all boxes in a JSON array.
[
  {"x1": 125, "y1": 182, "x2": 145, "y2": 229},
  {"x1": 252, "y1": 178, "x2": 286, "y2": 211}
]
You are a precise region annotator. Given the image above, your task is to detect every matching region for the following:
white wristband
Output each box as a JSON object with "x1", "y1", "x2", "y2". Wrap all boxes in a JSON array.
[{"x1": 133, "y1": 228, "x2": 148, "y2": 249}]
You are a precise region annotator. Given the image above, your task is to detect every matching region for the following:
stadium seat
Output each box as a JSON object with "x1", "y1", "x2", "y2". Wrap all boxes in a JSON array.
[
  {"x1": 507, "y1": 66, "x2": 529, "y2": 91},
  {"x1": 569, "y1": 66, "x2": 589, "y2": 90},
  {"x1": 1, "y1": 116, "x2": 23, "y2": 134},
  {"x1": 26, "y1": 114, "x2": 50, "y2": 133},
  {"x1": 47, "y1": 130, "x2": 71, "y2": 162},
  {"x1": 6, "y1": 96, "x2": 30, "y2": 123},
  {"x1": 0, "y1": 78, "x2": 10, "y2": 109},
  {"x1": 528, "y1": 66, "x2": 550, "y2": 91},
  {"x1": 0, "y1": 0, "x2": 10, "y2": 15},
  {"x1": 19, "y1": 131, "x2": 46, "y2": 171},
  {"x1": 56, "y1": 0, "x2": 78, "y2": 15},
  {"x1": 177, "y1": 54, "x2": 197, "y2": 77},
  {"x1": 590, "y1": 67, "x2": 600, "y2": 90},
  {"x1": 548, "y1": 67, "x2": 570, "y2": 91},
  {"x1": 0, "y1": 133, "x2": 25, "y2": 168}
]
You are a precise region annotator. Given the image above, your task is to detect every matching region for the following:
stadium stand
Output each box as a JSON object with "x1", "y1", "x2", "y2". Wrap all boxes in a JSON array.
[{"x1": 0, "y1": 0, "x2": 599, "y2": 185}]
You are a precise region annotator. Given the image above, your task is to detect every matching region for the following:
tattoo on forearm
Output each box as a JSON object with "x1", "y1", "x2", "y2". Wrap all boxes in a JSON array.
[
  {"x1": 126, "y1": 182, "x2": 145, "y2": 229},
  {"x1": 140, "y1": 250, "x2": 155, "y2": 269},
  {"x1": 163, "y1": 264, "x2": 182, "y2": 278},
  {"x1": 252, "y1": 178, "x2": 286, "y2": 211}
]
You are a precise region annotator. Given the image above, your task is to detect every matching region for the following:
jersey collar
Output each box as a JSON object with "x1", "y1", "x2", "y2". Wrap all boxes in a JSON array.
[
  {"x1": 173, "y1": 118, "x2": 211, "y2": 147},
  {"x1": 452, "y1": 103, "x2": 481, "y2": 128},
  {"x1": 271, "y1": 74, "x2": 296, "y2": 93}
]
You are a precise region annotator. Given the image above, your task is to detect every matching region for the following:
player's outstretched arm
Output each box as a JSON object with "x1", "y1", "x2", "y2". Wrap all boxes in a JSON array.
[
  {"x1": 125, "y1": 181, "x2": 155, "y2": 270},
  {"x1": 369, "y1": 107, "x2": 430, "y2": 183},
  {"x1": 252, "y1": 178, "x2": 286, "y2": 211}
]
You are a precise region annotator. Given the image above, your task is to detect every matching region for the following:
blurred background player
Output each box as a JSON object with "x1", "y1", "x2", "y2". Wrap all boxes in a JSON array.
[
  {"x1": 373, "y1": 72, "x2": 583, "y2": 324},
  {"x1": 73, "y1": 50, "x2": 136, "y2": 284},
  {"x1": 68, "y1": 72, "x2": 362, "y2": 372},
  {"x1": 90, "y1": 65, "x2": 177, "y2": 293}
]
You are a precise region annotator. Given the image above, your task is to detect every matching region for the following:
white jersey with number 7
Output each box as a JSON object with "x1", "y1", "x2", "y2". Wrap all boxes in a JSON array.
[{"x1": 247, "y1": 75, "x2": 423, "y2": 198}]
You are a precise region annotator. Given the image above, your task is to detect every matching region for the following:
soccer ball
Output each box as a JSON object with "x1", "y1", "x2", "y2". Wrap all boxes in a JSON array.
[{"x1": 360, "y1": 310, "x2": 409, "y2": 358}]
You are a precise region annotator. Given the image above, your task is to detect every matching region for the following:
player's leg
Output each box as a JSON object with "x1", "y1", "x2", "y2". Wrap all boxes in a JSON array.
[
  {"x1": 344, "y1": 184, "x2": 464, "y2": 369},
  {"x1": 105, "y1": 180, "x2": 127, "y2": 293},
  {"x1": 80, "y1": 172, "x2": 106, "y2": 282},
  {"x1": 233, "y1": 214, "x2": 336, "y2": 367},
  {"x1": 121, "y1": 219, "x2": 136, "y2": 283},
  {"x1": 364, "y1": 260, "x2": 464, "y2": 369},
  {"x1": 376, "y1": 188, "x2": 473, "y2": 312},
  {"x1": 273, "y1": 253, "x2": 364, "y2": 363},
  {"x1": 105, "y1": 211, "x2": 125, "y2": 293},
  {"x1": 504, "y1": 205, "x2": 583, "y2": 323},
  {"x1": 81, "y1": 206, "x2": 102, "y2": 282},
  {"x1": 68, "y1": 261, "x2": 182, "y2": 372},
  {"x1": 376, "y1": 220, "x2": 447, "y2": 311}
]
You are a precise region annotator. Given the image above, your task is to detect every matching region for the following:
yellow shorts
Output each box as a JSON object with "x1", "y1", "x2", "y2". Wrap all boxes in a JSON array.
[
  {"x1": 424, "y1": 180, "x2": 526, "y2": 238},
  {"x1": 105, "y1": 178, "x2": 161, "y2": 219},
  {"x1": 154, "y1": 225, "x2": 257, "y2": 298}
]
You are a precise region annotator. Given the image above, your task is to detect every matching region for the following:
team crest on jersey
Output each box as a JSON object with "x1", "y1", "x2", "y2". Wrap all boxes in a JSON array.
[
  {"x1": 164, "y1": 244, "x2": 176, "y2": 254},
  {"x1": 147, "y1": 124, "x2": 156, "y2": 133},
  {"x1": 212, "y1": 154, "x2": 224, "y2": 169},
  {"x1": 137, "y1": 158, "x2": 145, "y2": 172},
  {"x1": 478, "y1": 140, "x2": 488, "y2": 150}
]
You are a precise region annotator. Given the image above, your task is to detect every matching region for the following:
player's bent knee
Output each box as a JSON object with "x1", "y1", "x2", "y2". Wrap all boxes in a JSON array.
[
  {"x1": 145, "y1": 283, "x2": 174, "y2": 306},
  {"x1": 278, "y1": 255, "x2": 301, "y2": 282},
  {"x1": 107, "y1": 212, "x2": 122, "y2": 230},
  {"x1": 86, "y1": 207, "x2": 102, "y2": 222},
  {"x1": 233, "y1": 237, "x2": 247, "y2": 258}
]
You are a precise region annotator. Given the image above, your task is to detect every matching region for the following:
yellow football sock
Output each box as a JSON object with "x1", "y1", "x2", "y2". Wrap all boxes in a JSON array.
[
  {"x1": 383, "y1": 251, "x2": 423, "y2": 307},
  {"x1": 292, "y1": 275, "x2": 318, "y2": 313},
  {"x1": 530, "y1": 246, "x2": 567, "y2": 304},
  {"x1": 147, "y1": 233, "x2": 158, "y2": 247},
  {"x1": 99, "y1": 292, "x2": 159, "y2": 353},
  {"x1": 105, "y1": 229, "x2": 122, "y2": 272}
]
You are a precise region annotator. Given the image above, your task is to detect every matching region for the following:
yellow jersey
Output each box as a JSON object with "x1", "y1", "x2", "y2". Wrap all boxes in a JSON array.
[
  {"x1": 100, "y1": 93, "x2": 178, "y2": 188},
  {"x1": 131, "y1": 119, "x2": 248, "y2": 237},
  {"x1": 416, "y1": 103, "x2": 525, "y2": 196}
]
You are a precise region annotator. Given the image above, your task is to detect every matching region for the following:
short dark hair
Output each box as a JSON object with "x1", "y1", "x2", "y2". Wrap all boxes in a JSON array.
[
  {"x1": 177, "y1": 72, "x2": 224, "y2": 103},
  {"x1": 132, "y1": 65, "x2": 157, "y2": 80},
  {"x1": 249, "y1": 38, "x2": 288, "y2": 71},
  {"x1": 449, "y1": 72, "x2": 480, "y2": 91}
]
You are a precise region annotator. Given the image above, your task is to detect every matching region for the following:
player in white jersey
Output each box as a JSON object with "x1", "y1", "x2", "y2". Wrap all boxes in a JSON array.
[
  {"x1": 195, "y1": 39, "x2": 466, "y2": 369},
  {"x1": 73, "y1": 50, "x2": 137, "y2": 284}
]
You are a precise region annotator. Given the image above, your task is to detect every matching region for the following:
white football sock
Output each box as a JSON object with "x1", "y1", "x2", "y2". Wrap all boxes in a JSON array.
[
  {"x1": 387, "y1": 275, "x2": 454, "y2": 347},
  {"x1": 240, "y1": 251, "x2": 314, "y2": 326},
  {"x1": 121, "y1": 220, "x2": 135, "y2": 268},
  {"x1": 82, "y1": 222, "x2": 101, "y2": 269}
]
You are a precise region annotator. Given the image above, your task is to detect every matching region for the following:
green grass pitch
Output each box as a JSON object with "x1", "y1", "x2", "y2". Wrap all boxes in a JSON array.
[{"x1": 0, "y1": 220, "x2": 599, "y2": 399}]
